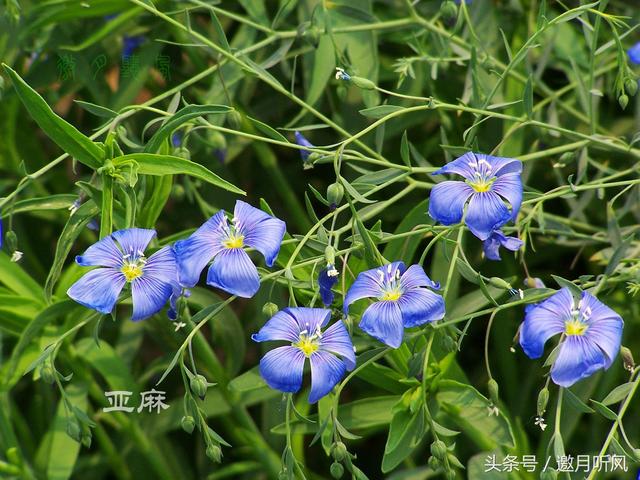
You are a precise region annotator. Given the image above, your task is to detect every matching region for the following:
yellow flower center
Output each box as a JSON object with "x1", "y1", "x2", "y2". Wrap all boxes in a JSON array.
[
  {"x1": 224, "y1": 234, "x2": 244, "y2": 249},
  {"x1": 468, "y1": 180, "x2": 493, "y2": 193},
  {"x1": 565, "y1": 319, "x2": 588, "y2": 336},
  {"x1": 381, "y1": 289, "x2": 402, "y2": 301},
  {"x1": 294, "y1": 335, "x2": 319, "y2": 357},
  {"x1": 121, "y1": 263, "x2": 144, "y2": 282}
]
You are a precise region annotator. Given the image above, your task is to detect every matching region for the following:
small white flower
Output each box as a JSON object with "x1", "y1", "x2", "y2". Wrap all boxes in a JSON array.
[
  {"x1": 535, "y1": 416, "x2": 547, "y2": 431},
  {"x1": 487, "y1": 404, "x2": 500, "y2": 416},
  {"x1": 11, "y1": 251, "x2": 23, "y2": 263},
  {"x1": 174, "y1": 322, "x2": 186, "y2": 332},
  {"x1": 327, "y1": 266, "x2": 339, "y2": 277}
]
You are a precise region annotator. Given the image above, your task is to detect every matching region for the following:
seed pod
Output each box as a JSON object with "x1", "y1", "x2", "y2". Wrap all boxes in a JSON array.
[
  {"x1": 439, "y1": 0, "x2": 458, "y2": 21},
  {"x1": 537, "y1": 387, "x2": 549, "y2": 416},
  {"x1": 430, "y1": 440, "x2": 447, "y2": 461},
  {"x1": 332, "y1": 441, "x2": 347, "y2": 462},
  {"x1": 350, "y1": 76, "x2": 376, "y2": 90},
  {"x1": 190, "y1": 374, "x2": 208, "y2": 400},
  {"x1": 619, "y1": 94, "x2": 629, "y2": 110},
  {"x1": 262, "y1": 302, "x2": 279, "y2": 318},
  {"x1": 330, "y1": 462, "x2": 344, "y2": 479},
  {"x1": 181, "y1": 415, "x2": 196, "y2": 434}
]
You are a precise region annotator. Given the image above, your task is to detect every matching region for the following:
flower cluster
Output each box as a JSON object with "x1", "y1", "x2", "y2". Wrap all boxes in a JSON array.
[{"x1": 63, "y1": 150, "x2": 625, "y2": 404}]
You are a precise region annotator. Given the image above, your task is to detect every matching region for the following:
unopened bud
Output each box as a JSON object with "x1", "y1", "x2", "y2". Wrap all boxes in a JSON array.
[
  {"x1": 428, "y1": 455, "x2": 440, "y2": 470},
  {"x1": 621, "y1": 346, "x2": 635, "y2": 372},
  {"x1": 5, "y1": 230, "x2": 17, "y2": 252},
  {"x1": 430, "y1": 440, "x2": 447, "y2": 460},
  {"x1": 262, "y1": 302, "x2": 279, "y2": 318},
  {"x1": 332, "y1": 441, "x2": 347, "y2": 462},
  {"x1": 326, "y1": 182, "x2": 344, "y2": 209},
  {"x1": 445, "y1": 470, "x2": 456, "y2": 480},
  {"x1": 558, "y1": 151, "x2": 574, "y2": 164},
  {"x1": 489, "y1": 277, "x2": 512, "y2": 290},
  {"x1": 81, "y1": 433, "x2": 92, "y2": 448},
  {"x1": 619, "y1": 94, "x2": 629, "y2": 110},
  {"x1": 325, "y1": 246, "x2": 336, "y2": 266},
  {"x1": 227, "y1": 110, "x2": 243, "y2": 130},
  {"x1": 350, "y1": 76, "x2": 376, "y2": 90},
  {"x1": 537, "y1": 387, "x2": 549, "y2": 416},
  {"x1": 625, "y1": 78, "x2": 638, "y2": 96},
  {"x1": 190, "y1": 374, "x2": 208, "y2": 400},
  {"x1": 66, "y1": 421, "x2": 82, "y2": 442},
  {"x1": 41, "y1": 364, "x2": 55, "y2": 384},
  {"x1": 487, "y1": 379, "x2": 499, "y2": 406},
  {"x1": 206, "y1": 444, "x2": 222, "y2": 463},
  {"x1": 330, "y1": 462, "x2": 344, "y2": 478},
  {"x1": 181, "y1": 415, "x2": 196, "y2": 434}
]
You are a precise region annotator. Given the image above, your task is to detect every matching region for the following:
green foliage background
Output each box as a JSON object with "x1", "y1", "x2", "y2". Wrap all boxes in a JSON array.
[{"x1": 0, "y1": 0, "x2": 639, "y2": 479}]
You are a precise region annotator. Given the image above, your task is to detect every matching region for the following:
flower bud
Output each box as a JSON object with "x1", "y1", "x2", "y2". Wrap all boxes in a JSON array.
[
  {"x1": 620, "y1": 346, "x2": 635, "y2": 372},
  {"x1": 190, "y1": 374, "x2": 208, "y2": 400},
  {"x1": 41, "y1": 364, "x2": 55, "y2": 384},
  {"x1": 206, "y1": 444, "x2": 222, "y2": 463},
  {"x1": 181, "y1": 415, "x2": 196, "y2": 434},
  {"x1": 430, "y1": 440, "x2": 447, "y2": 461},
  {"x1": 324, "y1": 246, "x2": 336, "y2": 267},
  {"x1": 350, "y1": 76, "x2": 376, "y2": 90},
  {"x1": 428, "y1": 455, "x2": 440, "y2": 470},
  {"x1": 558, "y1": 151, "x2": 574, "y2": 164},
  {"x1": 625, "y1": 78, "x2": 638, "y2": 96},
  {"x1": 441, "y1": 335, "x2": 457, "y2": 353},
  {"x1": 487, "y1": 379, "x2": 499, "y2": 406},
  {"x1": 5, "y1": 230, "x2": 17, "y2": 252},
  {"x1": 537, "y1": 387, "x2": 549, "y2": 416},
  {"x1": 66, "y1": 421, "x2": 82, "y2": 442},
  {"x1": 489, "y1": 277, "x2": 512, "y2": 290},
  {"x1": 445, "y1": 470, "x2": 456, "y2": 480},
  {"x1": 618, "y1": 94, "x2": 629, "y2": 110},
  {"x1": 332, "y1": 441, "x2": 348, "y2": 462},
  {"x1": 81, "y1": 433, "x2": 92, "y2": 448},
  {"x1": 262, "y1": 302, "x2": 279, "y2": 318},
  {"x1": 330, "y1": 462, "x2": 344, "y2": 479},
  {"x1": 540, "y1": 468, "x2": 557, "y2": 480},
  {"x1": 227, "y1": 110, "x2": 243, "y2": 130},
  {"x1": 439, "y1": 1, "x2": 458, "y2": 21},
  {"x1": 326, "y1": 182, "x2": 344, "y2": 209}
]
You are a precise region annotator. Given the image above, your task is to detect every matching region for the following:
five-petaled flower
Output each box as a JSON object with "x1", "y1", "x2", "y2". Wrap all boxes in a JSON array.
[
  {"x1": 483, "y1": 229, "x2": 523, "y2": 261},
  {"x1": 67, "y1": 228, "x2": 177, "y2": 321},
  {"x1": 252, "y1": 307, "x2": 355, "y2": 403},
  {"x1": 519, "y1": 288, "x2": 623, "y2": 387},
  {"x1": 628, "y1": 42, "x2": 640, "y2": 65},
  {"x1": 318, "y1": 264, "x2": 339, "y2": 306},
  {"x1": 429, "y1": 152, "x2": 522, "y2": 240},
  {"x1": 174, "y1": 200, "x2": 286, "y2": 298},
  {"x1": 344, "y1": 262, "x2": 445, "y2": 348}
]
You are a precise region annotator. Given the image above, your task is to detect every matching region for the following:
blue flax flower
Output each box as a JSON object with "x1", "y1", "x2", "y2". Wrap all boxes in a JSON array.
[
  {"x1": 252, "y1": 307, "x2": 355, "y2": 403},
  {"x1": 344, "y1": 262, "x2": 445, "y2": 348},
  {"x1": 429, "y1": 152, "x2": 522, "y2": 240},
  {"x1": 67, "y1": 228, "x2": 177, "y2": 321},
  {"x1": 122, "y1": 35, "x2": 144, "y2": 58},
  {"x1": 318, "y1": 264, "x2": 339, "y2": 306},
  {"x1": 628, "y1": 42, "x2": 640, "y2": 65},
  {"x1": 174, "y1": 200, "x2": 286, "y2": 298},
  {"x1": 520, "y1": 288, "x2": 623, "y2": 387},
  {"x1": 483, "y1": 229, "x2": 523, "y2": 261}
]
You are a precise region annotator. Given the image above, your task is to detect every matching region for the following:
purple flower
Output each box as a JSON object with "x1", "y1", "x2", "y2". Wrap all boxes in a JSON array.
[
  {"x1": 483, "y1": 229, "x2": 523, "y2": 261},
  {"x1": 67, "y1": 228, "x2": 177, "y2": 321},
  {"x1": 252, "y1": 307, "x2": 355, "y2": 403},
  {"x1": 174, "y1": 200, "x2": 286, "y2": 298},
  {"x1": 318, "y1": 264, "x2": 339, "y2": 306},
  {"x1": 344, "y1": 262, "x2": 445, "y2": 348},
  {"x1": 628, "y1": 42, "x2": 640, "y2": 65},
  {"x1": 429, "y1": 152, "x2": 522, "y2": 240},
  {"x1": 294, "y1": 131, "x2": 314, "y2": 163},
  {"x1": 519, "y1": 288, "x2": 623, "y2": 387},
  {"x1": 171, "y1": 132, "x2": 182, "y2": 148}
]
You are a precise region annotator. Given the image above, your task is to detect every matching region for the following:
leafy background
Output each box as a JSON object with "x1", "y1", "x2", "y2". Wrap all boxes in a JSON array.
[{"x1": 0, "y1": 0, "x2": 639, "y2": 479}]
